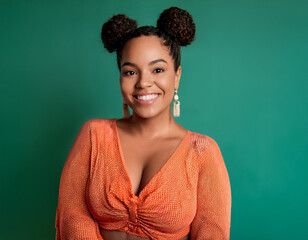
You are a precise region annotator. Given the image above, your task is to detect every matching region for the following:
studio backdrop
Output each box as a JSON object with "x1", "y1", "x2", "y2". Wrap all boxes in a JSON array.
[{"x1": 1, "y1": 0, "x2": 307, "y2": 239}]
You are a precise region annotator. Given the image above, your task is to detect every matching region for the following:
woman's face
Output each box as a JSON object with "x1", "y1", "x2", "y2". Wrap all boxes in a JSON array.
[{"x1": 119, "y1": 35, "x2": 181, "y2": 119}]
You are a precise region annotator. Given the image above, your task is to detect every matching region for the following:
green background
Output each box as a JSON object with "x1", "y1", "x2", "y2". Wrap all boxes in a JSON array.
[{"x1": 1, "y1": 0, "x2": 307, "y2": 239}]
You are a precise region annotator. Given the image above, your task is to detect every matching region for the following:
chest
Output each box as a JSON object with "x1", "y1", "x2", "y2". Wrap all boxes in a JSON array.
[
  {"x1": 87, "y1": 144, "x2": 198, "y2": 232},
  {"x1": 120, "y1": 136, "x2": 183, "y2": 196}
]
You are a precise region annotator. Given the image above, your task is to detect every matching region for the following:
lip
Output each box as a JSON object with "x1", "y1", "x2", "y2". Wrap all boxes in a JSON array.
[{"x1": 133, "y1": 93, "x2": 160, "y2": 105}]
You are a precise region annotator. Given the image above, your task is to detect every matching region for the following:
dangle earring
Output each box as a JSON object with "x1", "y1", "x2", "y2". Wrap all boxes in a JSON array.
[
  {"x1": 173, "y1": 89, "x2": 180, "y2": 117},
  {"x1": 122, "y1": 102, "x2": 130, "y2": 118}
]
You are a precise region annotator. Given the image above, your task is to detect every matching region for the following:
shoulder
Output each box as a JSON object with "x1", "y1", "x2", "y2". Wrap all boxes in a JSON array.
[
  {"x1": 77, "y1": 118, "x2": 117, "y2": 142},
  {"x1": 188, "y1": 132, "x2": 230, "y2": 190},
  {"x1": 188, "y1": 131, "x2": 220, "y2": 155},
  {"x1": 188, "y1": 131, "x2": 225, "y2": 170},
  {"x1": 81, "y1": 118, "x2": 115, "y2": 131}
]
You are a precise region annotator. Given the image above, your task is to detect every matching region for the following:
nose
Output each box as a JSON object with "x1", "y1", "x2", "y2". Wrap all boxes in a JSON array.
[{"x1": 135, "y1": 72, "x2": 153, "y2": 89}]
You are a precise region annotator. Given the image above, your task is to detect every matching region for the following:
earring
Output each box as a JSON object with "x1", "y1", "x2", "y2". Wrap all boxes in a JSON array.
[
  {"x1": 122, "y1": 102, "x2": 130, "y2": 118},
  {"x1": 173, "y1": 89, "x2": 180, "y2": 117}
]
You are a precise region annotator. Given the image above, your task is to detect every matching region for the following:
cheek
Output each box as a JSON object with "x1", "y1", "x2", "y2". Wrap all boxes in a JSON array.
[
  {"x1": 120, "y1": 78, "x2": 134, "y2": 94},
  {"x1": 157, "y1": 75, "x2": 176, "y2": 97}
]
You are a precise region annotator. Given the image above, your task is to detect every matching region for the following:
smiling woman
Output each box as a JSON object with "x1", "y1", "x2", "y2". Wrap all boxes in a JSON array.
[
  {"x1": 119, "y1": 35, "x2": 181, "y2": 119},
  {"x1": 55, "y1": 7, "x2": 231, "y2": 240}
]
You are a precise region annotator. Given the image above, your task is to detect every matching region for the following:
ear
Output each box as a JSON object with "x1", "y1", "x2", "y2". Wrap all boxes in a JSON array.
[{"x1": 174, "y1": 66, "x2": 182, "y2": 89}]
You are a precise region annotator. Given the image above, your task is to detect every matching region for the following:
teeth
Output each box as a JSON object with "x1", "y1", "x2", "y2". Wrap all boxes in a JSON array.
[{"x1": 137, "y1": 94, "x2": 158, "y2": 101}]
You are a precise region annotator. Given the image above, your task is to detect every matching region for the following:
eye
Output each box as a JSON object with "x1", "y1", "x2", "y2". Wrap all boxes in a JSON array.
[
  {"x1": 123, "y1": 70, "x2": 136, "y2": 76},
  {"x1": 154, "y1": 68, "x2": 164, "y2": 73}
]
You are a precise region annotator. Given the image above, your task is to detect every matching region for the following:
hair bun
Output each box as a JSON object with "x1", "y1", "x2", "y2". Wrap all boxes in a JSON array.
[
  {"x1": 157, "y1": 7, "x2": 195, "y2": 46},
  {"x1": 101, "y1": 14, "x2": 137, "y2": 53}
]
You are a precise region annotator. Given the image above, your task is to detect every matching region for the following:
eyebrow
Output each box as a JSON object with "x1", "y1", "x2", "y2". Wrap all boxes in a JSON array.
[
  {"x1": 121, "y1": 59, "x2": 168, "y2": 68},
  {"x1": 149, "y1": 59, "x2": 168, "y2": 65}
]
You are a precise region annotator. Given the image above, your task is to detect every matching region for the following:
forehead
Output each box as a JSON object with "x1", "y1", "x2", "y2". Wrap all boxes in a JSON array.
[{"x1": 121, "y1": 35, "x2": 172, "y2": 64}]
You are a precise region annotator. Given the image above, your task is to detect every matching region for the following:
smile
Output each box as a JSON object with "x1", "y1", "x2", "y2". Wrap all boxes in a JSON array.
[
  {"x1": 135, "y1": 94, "x2": 159, "y2": 101},
  {"x1": 134, "y1": 93, "x2": 160, "y2": 105}
]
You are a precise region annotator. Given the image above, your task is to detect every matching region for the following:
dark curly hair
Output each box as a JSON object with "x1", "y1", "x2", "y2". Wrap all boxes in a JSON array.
[{"x1": 101, "y1": 7, "x2": 196, "y2": 71}]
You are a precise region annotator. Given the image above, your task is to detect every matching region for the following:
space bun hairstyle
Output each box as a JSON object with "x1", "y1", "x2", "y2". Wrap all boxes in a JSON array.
[
  {"x1": 101, "y1": 7, "x2": 195, "y2": 71},
  {"x1": 101, "y1": 14, "x2": 137, "y2": 53},
  {"x1": 156, "y1": 7, "x2": 195, "y2": 47}
]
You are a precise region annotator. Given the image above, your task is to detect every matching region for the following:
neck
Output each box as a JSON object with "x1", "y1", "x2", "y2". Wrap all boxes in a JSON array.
[{"x1": 128, "y1": 108, "x2": 176, "y2": 139}]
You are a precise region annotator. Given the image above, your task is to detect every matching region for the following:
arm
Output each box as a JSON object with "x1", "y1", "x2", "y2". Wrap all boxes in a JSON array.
[
  {"x1": 55, "y1": 120, "x2": 103, "y2": 240},
  {"x1": 190, "y1": 137, "x2": 231, "y2": 240}
]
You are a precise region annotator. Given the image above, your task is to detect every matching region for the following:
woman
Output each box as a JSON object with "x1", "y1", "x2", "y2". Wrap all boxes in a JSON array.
[{"x1": 55, "y1": 7, "x2": 231, "y2": 240}]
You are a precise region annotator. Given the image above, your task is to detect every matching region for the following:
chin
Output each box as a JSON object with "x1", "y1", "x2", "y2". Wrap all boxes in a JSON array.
[
  {"x1": 132, "y1": 110, "x2": 158, "y2": 119},
  {"x1": 131, "y1": 105, "x2": 171, "y2": 119}
]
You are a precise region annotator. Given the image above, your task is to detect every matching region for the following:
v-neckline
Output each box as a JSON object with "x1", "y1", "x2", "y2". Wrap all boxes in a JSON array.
[{"x1": 112, "y1": 119, "x2": 190, "y2": 198}]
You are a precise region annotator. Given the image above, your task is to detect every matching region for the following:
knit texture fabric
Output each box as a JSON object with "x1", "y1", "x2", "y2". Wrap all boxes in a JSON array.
[{"x1": 55, "y1": 119, "x2": 231, "y2": 240}]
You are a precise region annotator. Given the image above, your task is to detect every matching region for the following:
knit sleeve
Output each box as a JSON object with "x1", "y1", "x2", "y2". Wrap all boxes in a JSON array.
[
  {"x1": 55, "y1": 120, "x2": 103, "y2": 240},
  {"x1": 190, "y1": 137, "x2": 231, "y2": 240}
]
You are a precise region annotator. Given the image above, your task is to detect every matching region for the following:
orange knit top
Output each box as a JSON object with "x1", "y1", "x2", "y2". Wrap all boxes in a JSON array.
[{"x1": 55, "y1": 119, "x2": 231, "y2": 240}]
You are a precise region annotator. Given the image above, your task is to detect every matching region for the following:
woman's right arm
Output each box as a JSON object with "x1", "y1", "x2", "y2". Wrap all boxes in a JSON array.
[{"x1": 55, "y1": 120, "x2": 103, "y2": 240}]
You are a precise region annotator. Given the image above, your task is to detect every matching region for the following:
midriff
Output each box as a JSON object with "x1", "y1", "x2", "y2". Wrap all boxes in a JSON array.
[{"x1": 100, "y1": 228, "x2": 190, "y2": 240}]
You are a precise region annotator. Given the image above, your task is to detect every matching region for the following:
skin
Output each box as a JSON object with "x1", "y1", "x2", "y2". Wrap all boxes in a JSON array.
[{"x1": 100, "y1": 35, "x2": 189, "y2": 240}]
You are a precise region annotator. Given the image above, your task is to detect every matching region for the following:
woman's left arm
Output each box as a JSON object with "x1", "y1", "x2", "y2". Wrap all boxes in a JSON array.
[{"x1": 190, "y1": 137, "x2": 231, "y2": 240}]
